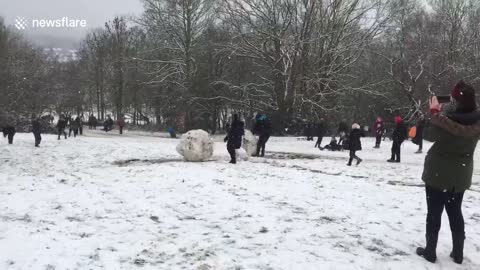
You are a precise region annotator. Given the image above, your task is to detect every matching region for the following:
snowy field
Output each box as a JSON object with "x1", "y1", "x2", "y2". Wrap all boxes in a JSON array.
[{"x1": 1, "y1": 130, "x2": 480, "y2": 270}]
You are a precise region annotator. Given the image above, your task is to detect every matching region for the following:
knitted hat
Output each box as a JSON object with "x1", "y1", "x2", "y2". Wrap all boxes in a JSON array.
[
  {"x1": 451, "y1": 81, "x2": 477, "y2": 112},
  {"x1": 451, "y1": 81, "x2": 465, "y2": 100},
  {"x1": 351, "y1": 123, "x2": 360, "y2": 130}
]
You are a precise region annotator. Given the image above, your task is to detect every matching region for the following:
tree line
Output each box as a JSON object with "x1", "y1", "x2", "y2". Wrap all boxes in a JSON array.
[{"x1": 1, "y1": 0, "x2": 480, "y2": 134}]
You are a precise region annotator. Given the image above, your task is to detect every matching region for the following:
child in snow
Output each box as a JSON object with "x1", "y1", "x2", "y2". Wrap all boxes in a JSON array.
[
  {"x1": 224, "y1": 114, "x2": 245, "y2": 164},
  {"x1": 323, "y1": 137, "x2": 341, "y2": 151},
  {"x1": 347, "y1": 123, "x2": 364, "y2": 166}
]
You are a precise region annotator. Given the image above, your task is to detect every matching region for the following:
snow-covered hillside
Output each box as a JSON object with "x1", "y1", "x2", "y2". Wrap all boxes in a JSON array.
[{"x1": 0, "y1": 131, "x2": 479, "y2": 270}]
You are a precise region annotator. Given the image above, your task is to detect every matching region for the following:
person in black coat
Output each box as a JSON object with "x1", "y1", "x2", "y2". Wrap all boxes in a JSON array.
[
  {"x1": 103, "y1": 116, "x2": 114, "y2": 132},
  {"x1": 88, "y1": 115, "x2": 97, "y2": 130},
  {"x1": 57, "y1": 115, "x2": 68, "y2": 140},
  {"x1": 2, "y1": 125, "x2": 16, "y2": 144},
  {"x1": 413, "y1": 116, "x2": 426, "y2": 153},
  {"x1": 31, "y1": 115, "x2": 42, "y2": 147},
  {"x1": 253, "y1": 114, "x2": 272, "y2": 157},
  {"x1": 388, "y1": 116, "x2": 408, "y2": 163},
  {"x1": 78, "y1": 114, "x2": 84, "y2": 135},
  {"x1": 224, "y1": 114, "x2": 245, "y2": 164},
  {"x1": 69, "y1": 117, "x2": 81, "y2": 137},
  {"x1": 347, "y1": 123, "x2": 364, "y2": 166},
  {"x1": 323, "y1": 137, "x2": 341, "y2": 151},
  {"x1": 315, "y1": 119, "x2": 327, "y2": 149},
  {"x1": 304, "y1": 123, "x2": 314, "y2": 141}
]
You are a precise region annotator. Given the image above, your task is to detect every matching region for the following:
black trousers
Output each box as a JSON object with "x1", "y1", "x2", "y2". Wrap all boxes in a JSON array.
[
  {"x1": 391, "y1": 141, "x2": 401, "y2": 161},
  {"x1": 425, "y1": 185, "x2": 465, "y2": 238},
  {"x1": 58, "y1": 129, "x2": 67, "y2": 139},
  {"x1": 227, "y1": 144, "x2": 236, "y2": 163},
  {"x1": 119, "y1": 126, "x2": 123, "y2": 134},
  {"x1": 69, "y1": 128, "x2": 79, "y2": 137},
  {"x1": 418, "y1": 138, "x2": 423, "y2": 151},
  {"x1": 7, "y1": 132, "x2": 15, "y2": 144},
  {"x1": 33, "y1": 132, "x2": 41, "y2": 146},
  {"x1": 256, "y1": 135, "x2": 270, "y2": 156},
  {"x1": 375, "y1": 135, "x2": 382, "y2": 147},
  {"x1": 348, "y1": 150, "x2": 361, "y2": 165},
  {"x1": 315, "y1": 136, "x2": 323, "y2": 148}
]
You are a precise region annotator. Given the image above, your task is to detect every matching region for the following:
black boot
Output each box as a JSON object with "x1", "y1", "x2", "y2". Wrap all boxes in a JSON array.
[
  {"x1": 416, "y1": 234, "x2": 438, "y2": 263},
  {"x1": 356, "y1": 158, "x2": 362, "y2": 166},
  {"x1": 450, "y1": 233, "x2": 465, "y2": 264}
]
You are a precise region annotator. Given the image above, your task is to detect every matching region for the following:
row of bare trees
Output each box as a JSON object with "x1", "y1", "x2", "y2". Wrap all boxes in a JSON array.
[{"x1": 2, "y1": 0, "x2": 480, "y2": 133}]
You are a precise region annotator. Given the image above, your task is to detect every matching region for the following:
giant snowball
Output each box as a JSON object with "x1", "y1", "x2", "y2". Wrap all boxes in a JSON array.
[
  {"x1": 236, "y1": 148, "x2": 249, "y2": 161},
  {"x1": 176, "y1": 130, "x2": 214, "y2": 162},
  {"x1": 242, "y1": 130, "x2": 258, "y2": 156}
]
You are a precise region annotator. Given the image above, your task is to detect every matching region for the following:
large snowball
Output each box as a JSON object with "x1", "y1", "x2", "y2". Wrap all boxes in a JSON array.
[
  {"x1": 242, "y1": 130, "x2": 258, "y2": 156},
  {"x1": 236, "y1": 148, "x2": 249, "y2": 161},
  {"x1": 176, "y1": 130, "x2": 214, "y2": 162}
]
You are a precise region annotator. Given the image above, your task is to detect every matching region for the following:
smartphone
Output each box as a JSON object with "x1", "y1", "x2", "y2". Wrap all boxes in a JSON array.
[{"x1": 436, "y1": 95, "x2": 451, "y2": 104}]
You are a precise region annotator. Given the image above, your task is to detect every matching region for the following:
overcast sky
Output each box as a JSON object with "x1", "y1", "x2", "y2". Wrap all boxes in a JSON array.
[{"x1": 0, "y1": 0, "x2": 144, "y2": 48}]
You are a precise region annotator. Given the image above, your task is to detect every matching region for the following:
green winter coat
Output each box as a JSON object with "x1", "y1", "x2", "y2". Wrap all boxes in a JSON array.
[{"x1": 422, "y1": 114, "x2": 480, "y2": 192}]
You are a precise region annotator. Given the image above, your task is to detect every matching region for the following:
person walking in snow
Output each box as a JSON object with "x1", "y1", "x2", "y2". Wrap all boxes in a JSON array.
[
  {"x1": 304, "y1": 123, "x2": 314, "y2": 141},
  {"x1": 253, "y1": 113, "x2": 272, "y2": 157},
  {"x1": 417, "y1": 81, "x2": 480, "y2": 265},
  {"x1": 224, "y1": 114, "x2": 245, "y2": 164},
  {"x1": 373, "y1": 117, "x2": 384, "y2": 148},
  {"x1": 412, "y1": 116, "x2": 426, "y2": 153},
  {"x1": 315, "y1": 119, "x2": 327, "y2": 149},
  {"x1": 57, "y1": 115, "x2": 68, "y2": 140},
  {"x1": 387, "y1": 116, "x2": 408, "y2": 163},
  {"x1": 117, "y1": 114, "x2": 126, "y2": 134},
  {"x1": 69, "y1": 116, "x2": 80, "y2": 137},
  {"x1": 31, "y1": 115, "x2": 42, "y2": 147},
  {"x1": 347, "y1": 123, "x2": 364, "y2": 166},
  {"x1": 88, "y1": 114, "x2": 97, "y2": 130},
  {"x1": 103, "y1": 116, "x2": 114, "y2": 132},
  {"x1": 2, "y1": 125, "x2": 15, "y2": 144},
  {"x1": 78, "y1": 114, "x2": 84, "y2": 135}
]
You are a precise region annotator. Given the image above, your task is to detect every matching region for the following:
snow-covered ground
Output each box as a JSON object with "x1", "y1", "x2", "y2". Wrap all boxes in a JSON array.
[{"x1": 1, "y1": 130, "x2": 479, "y2": 270}]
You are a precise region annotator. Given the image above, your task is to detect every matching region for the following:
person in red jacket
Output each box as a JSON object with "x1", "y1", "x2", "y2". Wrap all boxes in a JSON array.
[
  {"x1": 373, "y1": 117, "x2": 384, "y2": 148},
  {"x1": 117, "y1": 115, "x2": 125, "y2": 134}
]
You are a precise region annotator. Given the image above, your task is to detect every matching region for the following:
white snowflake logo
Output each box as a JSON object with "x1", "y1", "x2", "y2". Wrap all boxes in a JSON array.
[{"x1": 15, "y1": 16, "x2": 28, "y2": 30}]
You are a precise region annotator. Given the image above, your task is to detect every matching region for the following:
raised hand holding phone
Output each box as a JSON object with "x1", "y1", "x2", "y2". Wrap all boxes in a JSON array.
[{"x1": 429, "y1": 96, "x2": 442, "y2": 115}]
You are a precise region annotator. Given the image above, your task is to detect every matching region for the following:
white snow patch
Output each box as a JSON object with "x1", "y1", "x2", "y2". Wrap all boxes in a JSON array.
[{"x1": 0, "y1": 132, "x2": 479, "y2": 270}]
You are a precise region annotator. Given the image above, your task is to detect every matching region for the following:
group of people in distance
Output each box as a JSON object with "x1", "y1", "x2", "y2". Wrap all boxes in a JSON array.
[
  {"x1": 304, "y1": 111, "x2": 429, "y2": 166},
  {"x1": 223, "y1": 81, "x2": 478, "y2": 266},
  {"x1": 1, "y1": 113, "x2": 127, "y2": 148},
  {"x1": 55, "y1": 115, "x2": 84, "y2": 140}
]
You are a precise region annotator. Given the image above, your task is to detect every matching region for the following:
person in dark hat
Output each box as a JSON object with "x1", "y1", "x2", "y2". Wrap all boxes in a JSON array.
[
  {"x1": 417, "y1": 81, "x2": 480, "y2": 264},
  {"x1": 413, "y1": 115, "x2": 426, "y2": 153},
  {"x1": 387, "y1": 116, "x2": 408, "y2": 163},
  {"x1": 253, "y1": 113, "x2": 272, "y2": 157},
  {"x1": 224, "y1": 114, "x2": 245, "y2": 164},
  {"x1": 31, "y1": 114, "x2": 42, "y2": 147},
  {"x1": 2, "y1": 125, "x2": 15, "y2": 144}
]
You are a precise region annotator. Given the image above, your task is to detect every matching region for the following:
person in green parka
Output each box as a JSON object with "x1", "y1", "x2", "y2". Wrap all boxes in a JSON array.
[{"x1": 417, "y1": 81, "x2": 480, "y2": 265}]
